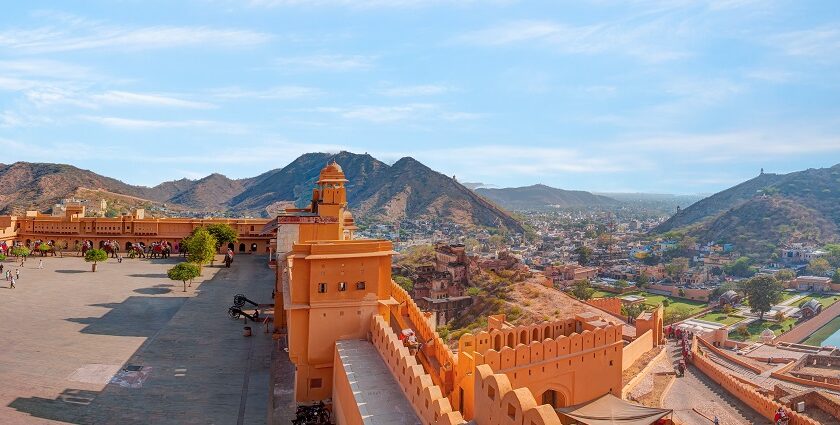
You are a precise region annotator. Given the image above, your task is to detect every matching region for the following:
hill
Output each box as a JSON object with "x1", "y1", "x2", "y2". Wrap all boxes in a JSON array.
[
  {"x1": 475, "y1": 184, "x2": 619, "y2": 210},
  {"x1": 0, "y1": 153, "x2": 525, "y2": 232},
  {"x1": 653, "y1": 164, "x2": 840, "y2": 259}
]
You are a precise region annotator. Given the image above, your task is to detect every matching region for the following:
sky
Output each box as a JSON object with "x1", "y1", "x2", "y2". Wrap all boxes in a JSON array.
[{"x1": 0, "y1": 1, "x2": 839, "y2": 194}]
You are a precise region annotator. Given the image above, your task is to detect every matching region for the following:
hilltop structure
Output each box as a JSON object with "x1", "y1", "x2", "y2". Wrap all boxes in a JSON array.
[{"x1": 268, "y1": 161, "x2": 668, "y2": 424}]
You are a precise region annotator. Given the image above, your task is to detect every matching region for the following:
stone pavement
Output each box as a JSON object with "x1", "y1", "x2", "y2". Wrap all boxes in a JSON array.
[
  {"x1": 0, "y1": 254, "x2": 274, "y2": 424},
  {"x1": 661, "y1": 340, "x2": 769, "y2": 425}
]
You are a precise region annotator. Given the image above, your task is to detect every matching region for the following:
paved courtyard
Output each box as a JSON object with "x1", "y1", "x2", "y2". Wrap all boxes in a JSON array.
[{"x1": 0, "y1": 253, "x2": 275, "y2": 424}]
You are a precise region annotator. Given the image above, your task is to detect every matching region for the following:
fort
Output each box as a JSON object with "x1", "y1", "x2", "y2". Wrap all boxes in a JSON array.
[{"x1": 267, "y1": 161, "x2": 670, "y2": 424}]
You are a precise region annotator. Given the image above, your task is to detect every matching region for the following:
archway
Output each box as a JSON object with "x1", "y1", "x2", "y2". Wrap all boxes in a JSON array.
[
  {"x1": 250, "y1": 243, "x2": 257, "y2": 252},
  {"x1": 239, "y1": 243, "x2": 246, "y2": 253},
  {"x1": 540, "y1": 390, "x2": 566, "y2": 408},
  {"x1": 494, "y1": 334, "x2": 502, "y2": 351},
  {"x1": 506, "y1": 333, "x2": 514, "y2": 348},
  {"x1": 519, "y1": 330, "x2": 528, "y2": 345},
  {"x1": 227, "y1": 242, "x2": 235, "y2": 251},
  {"x1": 126, "y1": 242, "x2": 133, "y2": 250},
  {"x1": 532, "y1": 328, "x2": 539, "y2": 342},
  {"x1": 98, "y1": 240, "x2": 105, "y2": 248}
]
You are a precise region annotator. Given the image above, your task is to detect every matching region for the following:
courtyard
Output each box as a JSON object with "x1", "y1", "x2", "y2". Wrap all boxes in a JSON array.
[{"x1": 0, "y1": 254, "x2": 274, "y2": 424}]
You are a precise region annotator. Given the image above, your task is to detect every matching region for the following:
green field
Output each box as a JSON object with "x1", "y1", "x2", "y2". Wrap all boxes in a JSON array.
[
  {"x1": 730, "y1": 317, "x2": 798, "y2": 342},
  {"x1": 802, "y1": 316, "x2": 840, "y2": 346},
  {"x1": 797, "y1": 294, "x2": 840, "y2": 309},
  {"x1": 593, "y1": 290, "x2": 618, "y2": 298},
  {"x1": 697, "y1": 312, "x2": 744, "y2": 325}
]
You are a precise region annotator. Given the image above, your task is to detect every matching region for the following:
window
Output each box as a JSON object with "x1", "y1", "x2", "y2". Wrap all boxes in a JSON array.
[
  {"x1": 317, "y1": 283, "x2": 327, "y2": 293},
  {"x1": 507, "y1": 404, "x2": 516, "y2": 419},
  {"x1": 338, "y1": 282, "x2": 347, "y2": 291},
  {"x1": 487, "y1": 386, "x2": 495, "y2": 400},
  {"x1": 356, "y1": 281, "x2": 366, "y2": 290},
  {"x1": 310, "y1": 378, "x2": 322, "y2": 389}
]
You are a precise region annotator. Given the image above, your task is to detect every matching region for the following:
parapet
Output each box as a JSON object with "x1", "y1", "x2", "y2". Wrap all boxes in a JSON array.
[{"x1": 473, "y1": 364, "x2": 562, "y2": 424}]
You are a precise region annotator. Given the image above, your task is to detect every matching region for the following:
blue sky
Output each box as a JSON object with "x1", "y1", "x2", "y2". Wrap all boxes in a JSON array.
[{"x1": 1, "y1": 1, "x2": 838, "y2": 194}]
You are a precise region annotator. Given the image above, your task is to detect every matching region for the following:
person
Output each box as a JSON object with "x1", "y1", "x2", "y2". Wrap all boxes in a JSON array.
[
  {"x1": 713, "y1": 416, "x2": 719, "y2": 425},
  {"x1": 0, "y1": 263, "x2": 4, "y2": 274},
  {"x1": 16, "y1": 269, "x2": 20, "y2": 279},
  {"x1": 9, "y1": 276, "x2": 15, "y2": 289},
  {"x1": 774, "y1": 407, "x2": 787, "y2": 424},
  {"x1": 38, "y1": 259, "x2": 44, "y2": 269}
]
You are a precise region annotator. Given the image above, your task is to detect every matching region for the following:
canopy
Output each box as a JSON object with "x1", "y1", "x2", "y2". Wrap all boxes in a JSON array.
[{"x1": 556, "y1": 393, "x2": 672, "y2": 425}]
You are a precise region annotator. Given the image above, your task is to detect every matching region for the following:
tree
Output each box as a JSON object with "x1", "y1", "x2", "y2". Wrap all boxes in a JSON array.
[
  {"x1": 394, "y1": 275, "x2": 414, "y2": 292},
  {"x1": 665, "y1": 258, "x2": 689, "y2": 281},
  {"x1": 832, "y1": 269, "x2": 840, "y2": 284},
  {"x1": 664, "y1": 305, "x2": 692, "y2": 324},
  {"x1": 168, "y1": 262, "x2": 201, "y2": 292},
  {"x1": 616, "y1": 279, "x2": 629, "y2": 290},
  {"x1": 206, "y1": 223, "x2": 238, "y2": 251},
  {"x1": 10, "y1": 246, "x2": 30, "y2": 258},
  {"x1": 823, "y1": 244, "x2": 840, "y2": 267},
  {"x1": 775, "y1": 268, "x2": 796, "y2": 282},
  {"x1": 635, "y1": 272, "x2": 649, "y2": 287},
  {"x1": 724, "y1": 257, "x2": 755, "y2": 278},
  {"x1": 808, "y1": 258, "x2": 831, "y2": 276},
  {"x1": 678, "y1": 288, "x2": 686, "y2": 297},
  {"x1": 38, "y1": 244, "x2": 51, "y2": 256},
  {"x1": 84, "y1": 248, "x2": 108, "y2": 272},
  {"x1": 571, "y1": 280, "x2": 595, "y2": 301},
  {"x1": 185, "y1": 227, "x2": 217, "y2": 271},
  {"x1": 574, "y1": 246, "x2": 593, "y2": 266},
  {"x1": 742, "y1": 275, "x2": 783, "y2": 320},
  {"x1": 678, "y1": 236, "x2": 697, "y2": 254}
]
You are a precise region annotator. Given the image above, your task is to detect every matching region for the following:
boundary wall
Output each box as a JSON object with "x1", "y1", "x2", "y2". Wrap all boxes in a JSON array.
[
  {"x1": 587, "y1": 298, "x2": 622, "y2": 316},
  {"x1": 473, "y1": 364, "x2": 562, "y2": 425},
  {"x1": 622, "y1": 330, "x2": 654, "y2": 370}
]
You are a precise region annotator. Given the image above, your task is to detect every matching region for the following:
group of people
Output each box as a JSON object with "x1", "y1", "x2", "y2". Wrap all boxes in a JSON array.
[{"x1": 2, "y1": 264, "x2": 20, "y2": 289}]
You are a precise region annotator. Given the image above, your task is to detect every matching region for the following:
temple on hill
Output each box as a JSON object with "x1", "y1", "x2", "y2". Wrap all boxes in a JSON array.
[{"x1": 267, "y1": 161, "x2": 669, "y2": 424}]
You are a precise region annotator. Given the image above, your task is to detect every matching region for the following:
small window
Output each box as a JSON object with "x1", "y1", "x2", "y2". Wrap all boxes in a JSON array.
[
  {"x1": 356, "y1": 281, "x2": 366, "y2": 290},
  {"x1": 338, "y1": 282, "x2": 347, "y2": 291},
  {"x1": 507, "y1": 404, "x2": 516, "y2": 419},
  {"x1": 310, "y1": 378, "x2": 322, "y2": 389},
  {"x1": 487, "y1": 386, "x2": 495, "y2": 400},
  {"x1": 317, "y1": 283, "x2": 327, "y2": 293}
]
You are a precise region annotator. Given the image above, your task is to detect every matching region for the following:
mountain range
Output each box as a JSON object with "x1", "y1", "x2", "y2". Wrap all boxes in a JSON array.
[
  {"x1": 654, "y1": 164, "x2": 840, "y2": 259},
  {"x1": 0, "y1": 152, "x2": 524, "y2": 232},
  {"x1": 475, "y1": 184, "x2": 619, "y2": 210}
]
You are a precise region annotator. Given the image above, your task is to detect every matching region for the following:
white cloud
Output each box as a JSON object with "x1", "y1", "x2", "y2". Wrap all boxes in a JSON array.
[
  {"x1": 305, "y1": 103, "x2": 481, "y2": 123},
  {"x1": 82, "y1": 115, "x2": 247, "y2": 133},
  {"x1": 209, "y1": 85, "x2": 323, "y2": 100},
  {"x1": 245, "y1": 0, "x2": 501, "y2": 8},
  {"x1": 91, "y1": 91, "x2": 216, "y2": 109},
  {"x1": 771, "y1": 25, "x2": 840, "y2": 58},
  {"x1": 0, "y1": 14, "x2": 271, "y2": 54},
  {"x1": 455, "y1": 19, "x2": 689, "y2": 62},
  {"x1": 273, "y1": 54, "x2": 375, "y2": 72},
  {"x1": 377, "y1": 84, "x2": 450, "y2": 97}
]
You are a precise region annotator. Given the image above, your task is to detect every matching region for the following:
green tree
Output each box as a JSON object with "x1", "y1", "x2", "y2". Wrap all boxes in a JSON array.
[
  {"x1": 84, "y1": 248, "x2": 108, "y2": 272},
  {"x1": 775, "y1": 268, "x2": 796, "y2": 282},
  {"x1": 185, "y1": 227, "x2": 217, "y2": 271},
  {"x1": 808, "y1": 257, "x2": 832, "y2": 276},
  {"x1": 678, "y1": 236, "x2": 698, "y2": 254},
  {"x1": 823, "y1": 244, "x2": 840, "y2": 267},
  {"x1": 832, "y1": 268, "x2": 840, "y2": 284},
  {"x1": 571, "y1": 280, "x2": 595, "y2": 301},
  {"x1": 393, "y1": 275, "x2": 414, "y2": 292},
  {"x1": 678, "y1": 288, "x2": 686, "y2": 297},
  {"x1": 10, "y1": 246, "x2": 30, "y2": 258},
  {"x1": 724, "y1": 257, "x2": 755, "y2": 278},
  {"x1": 742, "y1": 275, "x2": 783, "y2": 320},
  {"x1": 664, "y1": 305, "x2": 692, "y2": 324},
  {"x1": 574, "y1": 246, "x2": 593, "y2": 266},
  {"x1": 665, "y1": 257, "x2": 689, "y2": 280},
  {"x1": 38, "y1": 244, "x2": 51, "y2": 256},
  {"x1": 635, "y1": 272, "x2": 649, "y2": 287},
  {"x1": 0, "y1": 254, "x2": 5, "y2": 262},
  {"x1": 616, "y1": 279, "x2": 629, "y2": 290},
  {"x1": 168, "y1": 262, "x2": 201, "y2": 292},
  {"x1": 206, "y1": 223, "x2": 238, "y2": 250}
]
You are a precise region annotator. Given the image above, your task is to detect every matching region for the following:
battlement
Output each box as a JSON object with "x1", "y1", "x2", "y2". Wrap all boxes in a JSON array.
[
  {"x1": 370, "y1": 315, "x2": 465, "y2": 425},
  {"x1": 473, "y1": 364, "x2": 562, "y2": 424}
]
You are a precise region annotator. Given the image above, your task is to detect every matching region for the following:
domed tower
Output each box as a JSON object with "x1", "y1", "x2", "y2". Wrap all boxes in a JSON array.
[
  {"x1": 342, "y1": 210, "x2": 357, "y2": 240},
  {"x1": 315, "y1": 160, "x2": 349, "y2": 225}
]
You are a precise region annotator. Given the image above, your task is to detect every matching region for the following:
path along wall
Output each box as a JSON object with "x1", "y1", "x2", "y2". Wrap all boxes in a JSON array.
[{"x1": 691, "y1": 337, "x2": 820, "y2": 425}]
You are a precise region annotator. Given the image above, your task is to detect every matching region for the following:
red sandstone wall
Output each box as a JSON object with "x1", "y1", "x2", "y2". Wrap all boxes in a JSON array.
[{"x1": 587, "y1": 298, "x2": 622, "y2": 316}]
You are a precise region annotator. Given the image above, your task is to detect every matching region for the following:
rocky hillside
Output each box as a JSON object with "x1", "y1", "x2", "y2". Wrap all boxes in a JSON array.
[
  {"x1": 653, "y1": 164, "x2": 840, "y2": 258},
  {"x1": 0, "y1": 152, "x2": 525, "y2": 232},
  {"x1": 476, "y1": 184, "x2": 619, "y2": 210}
]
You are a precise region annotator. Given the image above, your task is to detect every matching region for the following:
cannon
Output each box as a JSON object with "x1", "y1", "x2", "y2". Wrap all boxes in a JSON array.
[
  {"x1": 228, "y1": 306, "x2": 260, "y2": 321},
  {"x1": 233, "y1": 294, "x2": 258, "y2": 309}
]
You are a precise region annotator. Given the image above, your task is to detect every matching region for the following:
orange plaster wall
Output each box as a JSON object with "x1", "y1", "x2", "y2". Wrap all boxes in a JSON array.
[
  {"x1": 332, "y1": 345, "x2": 363, "y2": 425},
  {"x1": 587, "y1": 298, "x2": 622, "y2": 316},
  {"x1": 472, "y1": 364, "x2": 562, "y2": 425},
  {"x1": 622, "y1": 329, "x2": 654, "y2": 370}
]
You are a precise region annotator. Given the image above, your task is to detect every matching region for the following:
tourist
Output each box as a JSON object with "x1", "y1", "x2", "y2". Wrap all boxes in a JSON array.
[
  {"x1": 16, "y1": 269, "x2": 20, "y2": 280},
  {"x1": 38, "y1": 259, "x2": 44, "y2": 269},
  {"x1": 9, "y1": 276, "x2": 15, "y2": 289},
  {"x1": 0, "y1": 263, "x2": 4, "y2": 274}
]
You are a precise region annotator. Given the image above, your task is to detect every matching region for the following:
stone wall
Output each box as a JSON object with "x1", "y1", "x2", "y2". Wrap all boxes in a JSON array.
[
  {"x1": 622, "y1": 329, "x2": 654, "y2": 371},
  {"x1": 587, "y1": 297, "x2": 623, "y2": 316},
  {"x1": 472, "y1": 364, "x2": 562, "y2": 425}
]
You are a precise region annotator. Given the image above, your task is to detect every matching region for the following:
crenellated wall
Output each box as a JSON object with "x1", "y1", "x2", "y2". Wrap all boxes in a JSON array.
[
  {"x1": 473, "y1": 364, "x2": 562, "y2": 425},
  {"x1": 691, "y1": 337, "x2": 821, "y2": 425},
  {"x1": 587, "y1": 297, "x2": 623, "y2": 316},
  {"x1": 621, "y1": 329, "x2": 654, "y2": 370},
  {"x1": 369, "y1": 315, "x2": 466, "y2": 425}
]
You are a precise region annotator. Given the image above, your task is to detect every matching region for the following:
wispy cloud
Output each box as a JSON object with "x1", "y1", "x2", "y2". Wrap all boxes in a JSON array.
[
  {"x1": 245, "y1": 0, "x2": 500, "y2": 8},
  {"x1": 273, "y1": 54, "x2": 375, "y2": 72},
  {"x1": 0, "y1": 13, "x2": 271, "y2": 54},
  {"x1": 771, "y1": 25, "x2": 840, "y2": 58},
  {"x1": 209, "y1": 85, "x2": 323, "y2": 100},
  {"x1": 455, "y1": 19, "x2": 689, "y2": 62},
  {"x1": 305, "y1": 103, "x2": 481, "y2": 123},
  {"x1": 82, "y1": 115, "x2": 247, "y2": 133},
  {"x1": 377, "y1": 84, "x2": 451, "y2": 97},
  {"x1": 91, "y1": 91, "x2": 216, "y2": 109}
]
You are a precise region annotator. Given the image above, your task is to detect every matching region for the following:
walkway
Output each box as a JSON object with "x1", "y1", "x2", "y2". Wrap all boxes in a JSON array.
[
  {"x1": 661, "y1": 341, "x2": 769, "y2": 425},
  {"x1": 2, "y1": 254, "x2": 274, "y2": 424},
  {"x1": 777, "y1": 299, "x2": 840, "y2": 343}
]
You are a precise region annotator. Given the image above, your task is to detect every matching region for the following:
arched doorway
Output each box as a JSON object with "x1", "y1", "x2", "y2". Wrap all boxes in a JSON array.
[
  {"x1": 227, "y1": 242, "x2": 235, "y2": 251},
  {"x1": 126, "y1": 242, "x2": 132, "y2": 250},
  {"x1": 494, "y1": 334, "x2": 502, "y2": 351},
  {"x1": 98, "y1": 240, "x2": 105, "y2": 248},
  {"x1": 239, "y1": 243, "x2": 246, "y2": 253},
  {"x1": 540, "y1": 390, "x2": 566, "y2": 408},
  {"x1": 250, "y1": 243, "x2": 257, "y2": 252}
]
